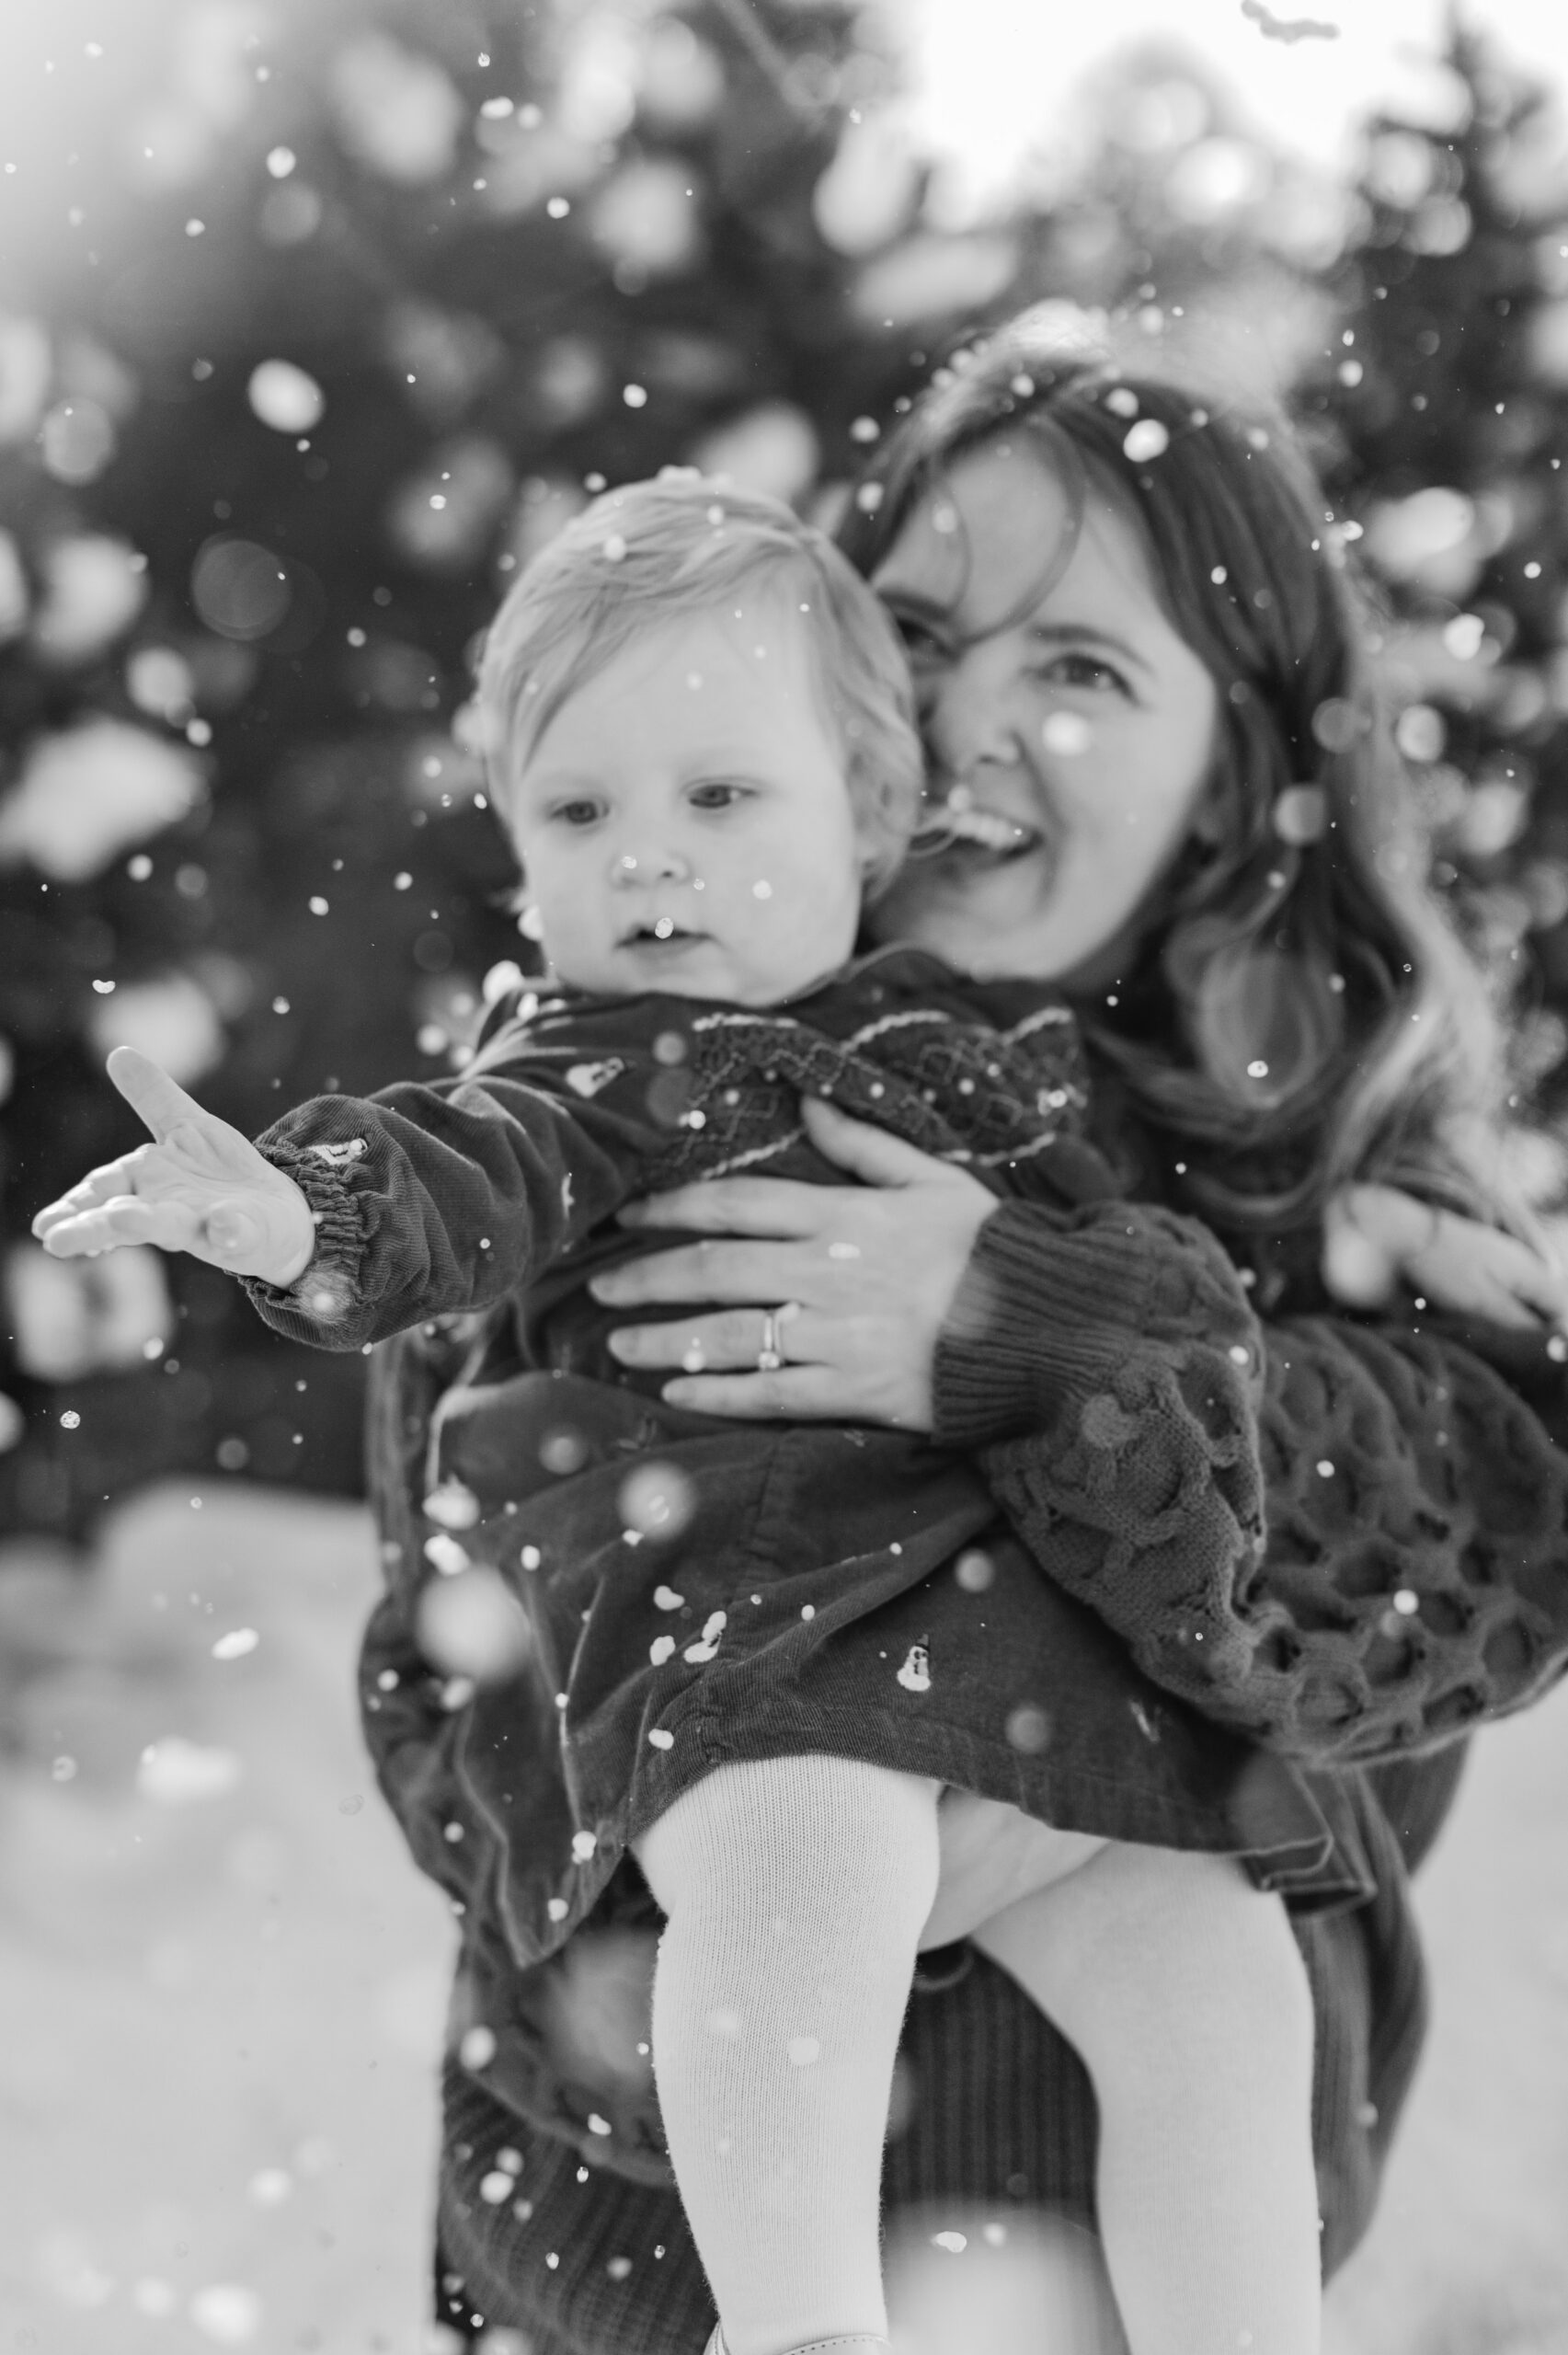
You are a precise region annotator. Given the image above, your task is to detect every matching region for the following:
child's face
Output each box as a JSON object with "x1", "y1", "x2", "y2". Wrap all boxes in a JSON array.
[{"x1": 507, "y1": 596, "x2": 867, "y2": 1006}]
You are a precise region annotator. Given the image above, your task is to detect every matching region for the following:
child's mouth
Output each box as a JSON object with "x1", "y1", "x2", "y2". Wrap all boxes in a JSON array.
[{"x1": 623, "y1": 920, "x2": 707, "y2": 948}]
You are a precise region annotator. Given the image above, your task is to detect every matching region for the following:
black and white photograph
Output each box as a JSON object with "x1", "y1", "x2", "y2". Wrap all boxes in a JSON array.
[{"x1": 5, "y1": 1, "x2": 1568, "y2": 2348}]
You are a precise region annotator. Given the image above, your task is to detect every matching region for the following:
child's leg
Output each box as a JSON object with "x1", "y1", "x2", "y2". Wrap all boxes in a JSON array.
[
  {"x1": 633, "y1": 1754, "x2": 942, "y2": 2355},
  {"x1": 971, "y1": 1843, "x2": 1321, "y2": 2355}
]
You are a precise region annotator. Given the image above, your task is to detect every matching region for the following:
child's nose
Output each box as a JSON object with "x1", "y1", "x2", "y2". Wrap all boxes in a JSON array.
[{"x1": 610, "y1": 845, "x2": 692, "y2": 885}]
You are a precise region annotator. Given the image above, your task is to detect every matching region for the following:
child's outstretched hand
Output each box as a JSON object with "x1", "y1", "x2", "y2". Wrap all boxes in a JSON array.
[
  {"x1": 1323, "y1": 1180, "x2": 1568, "y2": 1334},
  {"x1": 30, "y1": 1046, "x2": 316, "y2": 1286}
]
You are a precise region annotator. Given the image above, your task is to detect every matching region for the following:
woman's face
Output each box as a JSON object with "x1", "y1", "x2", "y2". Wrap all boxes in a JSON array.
[{"x1": 865, "y1": 438, "x2": 1220, "y2": 989}]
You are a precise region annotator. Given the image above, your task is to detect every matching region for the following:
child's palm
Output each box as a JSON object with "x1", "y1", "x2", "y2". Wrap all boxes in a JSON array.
[{"x1": 31, "y1": 1047, "x2": 315, "y2": 1283}]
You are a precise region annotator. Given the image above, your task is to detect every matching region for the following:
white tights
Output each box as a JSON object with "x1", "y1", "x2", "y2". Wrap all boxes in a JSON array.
[{"x1": 635, "y1": 1755, "x2": 1321, "y2": 2355}]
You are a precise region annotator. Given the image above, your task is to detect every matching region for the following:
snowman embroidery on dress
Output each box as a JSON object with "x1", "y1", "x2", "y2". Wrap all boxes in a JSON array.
[
  {"x1": 897, "y1": 1642, "x2": 932, "y2": 1694},
  {"x1": 566, "y1": 1059, "x2": 625, "y2": 1097}
]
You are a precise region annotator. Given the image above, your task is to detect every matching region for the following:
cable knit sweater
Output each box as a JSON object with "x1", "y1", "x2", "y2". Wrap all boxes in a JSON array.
[{"x1": 933, "y1": 1192, "x2": 1568, "y2": 1761}]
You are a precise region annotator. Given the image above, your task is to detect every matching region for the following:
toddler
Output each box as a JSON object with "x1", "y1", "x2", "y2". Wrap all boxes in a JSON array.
[{"x1": 36, "y1": 477, "x2": 1556, "y2": 2355}]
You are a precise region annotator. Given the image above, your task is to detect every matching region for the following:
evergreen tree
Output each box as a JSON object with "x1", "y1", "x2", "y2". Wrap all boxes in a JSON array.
[
  {"x1": 1299, "y1": 16, "x2": 1568, "y2": 1155},
  {"x1": 0, "y1": 0, "x2": 941, "y2": 1535}
]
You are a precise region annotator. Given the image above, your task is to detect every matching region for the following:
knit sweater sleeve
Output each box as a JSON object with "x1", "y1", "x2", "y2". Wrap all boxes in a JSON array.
[{"x1": 933, "y1": 1199, "x2": 1568, "y2": 1764}]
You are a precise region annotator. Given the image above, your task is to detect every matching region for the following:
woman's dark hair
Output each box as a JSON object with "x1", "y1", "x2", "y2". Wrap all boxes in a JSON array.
[{"x1": 838, "y1": 311, "x2": 1538, "y2": 1236}]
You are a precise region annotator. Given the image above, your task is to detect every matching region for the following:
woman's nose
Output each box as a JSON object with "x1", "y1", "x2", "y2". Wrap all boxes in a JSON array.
[{"x1": 921, "y1": 647, "x2": 1024, "y2": 784}]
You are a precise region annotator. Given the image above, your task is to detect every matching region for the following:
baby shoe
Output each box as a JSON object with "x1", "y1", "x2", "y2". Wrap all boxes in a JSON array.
[{"x1": 703, "y1": 2335, "x2": 891, "y2": 2355}]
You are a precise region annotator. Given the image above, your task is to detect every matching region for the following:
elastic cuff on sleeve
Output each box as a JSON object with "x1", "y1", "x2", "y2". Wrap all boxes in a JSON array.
[
  {"x1": 933, "y1": 1203, "x2": 1154, "y2": 1449},
  {"x1": 240, "y1": 1144, "x2": 367, "y2": 1321}
]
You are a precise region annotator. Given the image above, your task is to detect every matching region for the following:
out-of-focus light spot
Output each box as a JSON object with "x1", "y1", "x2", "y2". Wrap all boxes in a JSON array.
[
  {"x1": 1123, "y1": 418, "x2": 1169, "y2": 462},
  {"x1": 126, "y1": 645, "x2": 195, "y2": 721},
  {"x1": 1310, "y1": 697, "x2": 1366, "y2": 752},
  {"x1": 329, "y1": 33, "x2": 464, "y2": 185},
  {"x1": 1394, "y1": 704, "x2": 1446, "y2": 763},
  {"x1": 266, "y1": 146, "x2": 295, "y2": 178},
  {"x1": 954, "y1": 1548, "x2": 994, "y2": 1592},
  {"x1": 1004, "y1": 1703, "x2": 1050, "y2": 1753},
  {"x1": 212, "y1": 1627, "x2": 259, "y2": 1660},
  {"x1": 189, "y1": 2283, "x2": 261, "y2": 2342},
  {"x1": 416, "y1": 1565, "x2": 532, "y2": 1684},
  {"x1": 618, "y1": 1461, "x2": 696, "y2": 1540},
  {"x1": 40, "y1": 398, "x2": 117, "y2": 485},
  {"x1": 31, "y1": 536, "x2": 147, "y2": 666},
  {"x1": 247, "y1": 359, "x2": 325, "y2": 434},
  {"x1": 460, "y1": 2024, "x2": 497, "y2": 2070},
  {"x1": 424, "y1": 1476, "x2": 481, "y2": 1530},
  {"x1": 137, "y1": 1737, "x2": 243, "y2": 1804},
  {"x1": 191, "y1": 537, "x2": 291, "y2": 640},
  {"x1": 1273, "y1": 785, "x2": 1328, "y2": 844},
  {"x1": 1041, "y1": 711, "x2": 1092, "y2": 755}
]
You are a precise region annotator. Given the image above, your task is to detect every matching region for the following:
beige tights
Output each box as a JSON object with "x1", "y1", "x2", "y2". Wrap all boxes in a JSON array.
[{"x1": 635, "y1": 1759, "x2": 1320, "y2": 2355}]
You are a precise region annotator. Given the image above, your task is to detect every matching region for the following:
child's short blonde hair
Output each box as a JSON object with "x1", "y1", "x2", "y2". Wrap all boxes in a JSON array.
[{"x1": 475, "y1": 472, "x2": 923, "y2": 897}]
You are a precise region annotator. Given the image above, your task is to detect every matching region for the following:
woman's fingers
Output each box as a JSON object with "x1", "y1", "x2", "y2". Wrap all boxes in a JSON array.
[
  {"x1": 592, "y1": 1237, "x2": 836, "y2": 1310},
  {"x1": 105, "y1": 1044, "x2": 214, "y2": 1143},
  {"x1": 656, "y1": 1363, "x2": 887, "y2": 1423},
  {"x1": 799, "y1": 1095, "x2": 963, "y2": 1187},
  {"x1": 608, "y1": 1304, "x2": 791, "y2": 1373},
  {"x1": 618, "y1": 1174, "x2": 831, "y2": 1238}
]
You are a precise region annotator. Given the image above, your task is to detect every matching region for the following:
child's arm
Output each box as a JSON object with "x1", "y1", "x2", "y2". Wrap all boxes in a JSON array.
[
  {"x1": 33, "y1": 1032, "x2": 643, "y2": 1350},
  {"x1": 1322, "y1": 1181, "x2": 1568, "y2": 1332},
  {"x1": 32, "y1": 1047, "x2": 317, "y2": 1282}
]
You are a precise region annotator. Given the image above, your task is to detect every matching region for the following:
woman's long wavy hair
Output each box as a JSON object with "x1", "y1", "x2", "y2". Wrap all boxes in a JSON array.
[{"x1": 837, "y1": 317, "x2": 1539, "y2": 1238}]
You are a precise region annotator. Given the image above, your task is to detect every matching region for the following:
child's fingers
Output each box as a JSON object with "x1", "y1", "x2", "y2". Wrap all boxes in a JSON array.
[
  {"x1": 30, "y1": 1154, "x2": 146, "y2": 1243},
  {"x1": 105, "y1": 1044, "x2": 213, "y2": 1145},
  {"x1": 35, "y1": 1194, "x2": 177, "y2": 1258}
]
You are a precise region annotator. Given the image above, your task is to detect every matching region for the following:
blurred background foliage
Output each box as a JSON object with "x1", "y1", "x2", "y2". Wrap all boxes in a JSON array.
[{"x1": 3, "y1": 0, "x2": 1567, "y2": 1537}]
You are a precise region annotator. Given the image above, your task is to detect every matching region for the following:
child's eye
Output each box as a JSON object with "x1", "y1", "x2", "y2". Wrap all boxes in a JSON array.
[
  {"x1": 549, "y1": 797, "x2": 604, "y2": 828},
  {"x1": 687, "y1": 781, "x2": 750, "y2": 810}
]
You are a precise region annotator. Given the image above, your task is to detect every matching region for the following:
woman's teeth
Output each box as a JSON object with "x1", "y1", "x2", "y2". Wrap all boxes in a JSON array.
[{"x1": 910, "y1": 806, "x2": 1038, "y2": 856}]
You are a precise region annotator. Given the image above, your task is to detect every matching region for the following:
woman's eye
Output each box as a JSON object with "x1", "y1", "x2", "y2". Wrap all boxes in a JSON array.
[
  {"x1": 688, "y1": 781, "x2": 749, "y2": 810},
  {"x1": 1038, "y1": 651, "x2": 1127, "y2": 695},
  {"x1": 892, "y1": 615, "x2": 949, "y2": 667}
]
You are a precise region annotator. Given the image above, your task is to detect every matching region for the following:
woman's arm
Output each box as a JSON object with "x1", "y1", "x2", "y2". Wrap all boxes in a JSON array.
[
  {"x1": 598, "y1": 1102, "x2": 1568, "y2": 1767},
  {"x1": 938, "y1": 1195, "x2": 1568, "y2": 1766}
]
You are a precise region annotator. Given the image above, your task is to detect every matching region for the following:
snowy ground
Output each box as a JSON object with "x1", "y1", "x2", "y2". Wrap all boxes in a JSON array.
[{"x1": 2, "y1": 1479, "x2": 1567, "y2": 2355}]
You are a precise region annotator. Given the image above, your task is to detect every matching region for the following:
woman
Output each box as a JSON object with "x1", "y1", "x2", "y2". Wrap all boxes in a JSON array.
[{"x1": 362, "y1": 320, "x2": 1568, "y2": 2351}]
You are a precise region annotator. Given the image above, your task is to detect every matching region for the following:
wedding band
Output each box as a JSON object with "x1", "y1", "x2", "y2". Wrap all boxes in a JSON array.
[{"x1": 757, "y1": 1304, "x2": 796, "y2": 1373}]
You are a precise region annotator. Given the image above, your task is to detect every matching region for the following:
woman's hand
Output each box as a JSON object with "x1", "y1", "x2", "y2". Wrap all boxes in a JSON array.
[
  {"x1": 1323, "y1": 1181, "x2": 1568, "y2": 1331},
  {"x1": 589, "y1": 1097, "x2": 999, "y2": 1430},
  {"x1": 30, "y1": 1046, "x2": 317, "y2": 1286}
]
